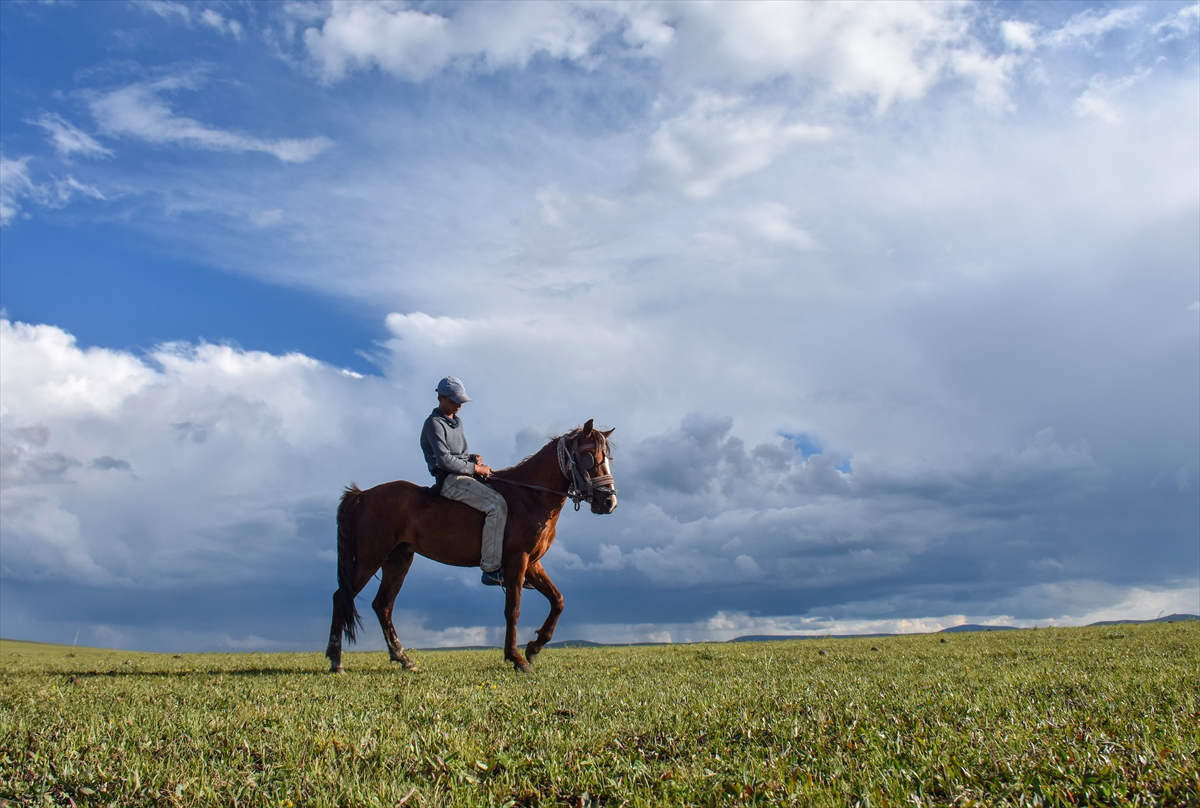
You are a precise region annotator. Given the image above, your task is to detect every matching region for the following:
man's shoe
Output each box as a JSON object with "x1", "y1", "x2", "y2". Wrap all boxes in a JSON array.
[{"x1": 481, "y1": 569, "x2": 537, "y2": 589}]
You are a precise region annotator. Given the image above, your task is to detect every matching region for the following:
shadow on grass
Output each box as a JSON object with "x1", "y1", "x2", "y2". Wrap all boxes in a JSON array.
[{"x1": 31, "y1": 667, "x2": 335, "y2": 678}]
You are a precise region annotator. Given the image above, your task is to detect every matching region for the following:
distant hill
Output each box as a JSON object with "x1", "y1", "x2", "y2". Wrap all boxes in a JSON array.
[
  {"x1": 729, "y1": 633, "x2": 895, "y2": 643},
  {"x1": 18, "y1": 614, "x2": 1195, "y2": 656},
  {"x1": 546, "y1": 639, "x2": 607, "y2": 648},
  {"x1": 730, "y1": 615, "x2": 1198, "y2": 643},
  {"x1": 729, "y1": 627, "x2": 1018, "y2": 642},
  {"x1": 546, "y1": 639, "x2": 671, "y2": 648},
  {"x1": 423, "y1": 640, "x2": 645, "y2": 651},
  {"x1": 1087, "y1": 613, "x2": 1198, "y2": 627}
]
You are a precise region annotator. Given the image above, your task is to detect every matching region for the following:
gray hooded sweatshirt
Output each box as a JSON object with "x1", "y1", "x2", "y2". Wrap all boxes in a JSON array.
[{"x1": 420, "y1": 409, "x2": 475, "y2": 489}]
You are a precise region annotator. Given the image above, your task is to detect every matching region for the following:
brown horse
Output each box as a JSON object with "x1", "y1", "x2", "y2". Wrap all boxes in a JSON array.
[{"x1": 326, "y1": 419, "x2": 617, "y2": 673}]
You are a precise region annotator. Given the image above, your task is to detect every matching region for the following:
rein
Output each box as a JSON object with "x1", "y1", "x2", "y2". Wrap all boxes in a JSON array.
[{"x1": 488, "y1": 477, "x2": 567, "y2": 497}]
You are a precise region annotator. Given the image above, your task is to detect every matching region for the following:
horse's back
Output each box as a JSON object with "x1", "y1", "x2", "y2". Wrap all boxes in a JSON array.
[
  {"x1": 360, "y1": 478, "x2": 437, "y2": 505},
  {"x1": 356, "y1": 478, "x2": 485, "y2": 567}
]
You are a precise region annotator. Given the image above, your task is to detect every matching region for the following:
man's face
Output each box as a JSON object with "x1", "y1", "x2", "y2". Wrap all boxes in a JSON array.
[{"x1": 438, "y1": 395, "x2": 462, "y2": 418}]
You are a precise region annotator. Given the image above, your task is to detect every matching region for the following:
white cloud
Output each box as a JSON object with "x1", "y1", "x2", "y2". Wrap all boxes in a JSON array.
[
  {"x1": 0, "y1": 320, "x2": 154, "y2": 417},
  {"x1": 42, "y1": 175, "x2": 105, "y2": 206},
  {"x1": 132, "y1": 0, "x2": 191, "y2": 24},
  {"x1": 199, "y1": 8, "x2": 244, "y2": 40},
  {"x1": 379, "y1": 310, "x2": 646, "y2": 404},
  {"x1": 300, "y1": 0, "x2": 618, "y2": 82},
  {"x1": 1003, "y1": 581, "x2": 1200, "y2": 626},
  {"x1": 0, "y1": 490, "x2": 107, "y2": 584},
  {"x1": 743, "y1": 202, "x2": 821, "y2": 250},
  {"x1": 547, "y1": 582, "x2": 1200, "y2": 644},
  {"x1": 0, "y1": 318, "x2": 409, "y2": 588},
  {"x1": 0, "y1": 154, "x2": 35, "y2": 226},
  {"x1": 1044, "y1": 6, "x2": 1143, "y2": 48},
  {"x1": 1152, "y1": 3, "x2": 1200, "y2": 42},
  {"x1": 294, "y1": 2, "x2": 1019, "y2": 112},
  {"x1": 657, "y1": 1, "x2": 994, "y2": 111},
  {"x1": 27, "y1": 113, "x2": 114, "y2": 159},
  {"x1": 1001, "y1": 20, "x2": 1038, "y2": 52},
  {"x1": 134, "y1": 1, "x2": 244, "y2": 39},
  {"x1": 384, "y1": 311, "x2": 477, "y2": 348},
  {"x1": 89, "y1": 76, "x2": 332, "y2": 162},
  {"x1": 1073, "y1": 68, "x2": 1152, "y2": 124},
  {"x1": 648, "y1": 93, "x2": 830, "y2": 198},
  {"x1": 0, "y1": 153, "x2": 104, "y2": 227}
]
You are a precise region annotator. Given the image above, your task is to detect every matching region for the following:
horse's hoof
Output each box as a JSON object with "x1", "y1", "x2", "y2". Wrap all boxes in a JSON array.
[
  {"x1": 329, "y1": 664, "x2": 344, "y2": 674},
  {"x1": 525, "y1": 642, "x2": 540, "y2": 664}
]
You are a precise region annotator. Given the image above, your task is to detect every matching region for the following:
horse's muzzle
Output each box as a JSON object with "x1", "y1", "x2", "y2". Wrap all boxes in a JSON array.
[{"x1": 590, "y1": 490, "x2": 618, "y2": 514}]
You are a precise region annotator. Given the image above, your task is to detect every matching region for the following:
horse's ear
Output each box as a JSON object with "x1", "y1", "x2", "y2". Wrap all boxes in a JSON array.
[
  {"x1": 583, "y1": 419, "x2": 594, "y2": 436},
  {"x1": 601, "y1": 428, "x2": 614, "y2": 438}
]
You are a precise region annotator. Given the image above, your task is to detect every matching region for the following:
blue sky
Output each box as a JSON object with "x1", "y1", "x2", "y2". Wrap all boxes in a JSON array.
[{"x1": 1, "y1": 0, "x2": 1198, "y2": 652}]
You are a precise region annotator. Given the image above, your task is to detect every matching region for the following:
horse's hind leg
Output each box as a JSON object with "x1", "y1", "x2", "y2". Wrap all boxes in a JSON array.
[
  {"x1": 373, "y1": 544, "x2": 418, "y2": 670},
  {"x1": 326, "y1": 591, "x2": 348, "y2": 673},
  {"x1": 326, "y1": 564, "x2": 378, "y2": 673},
  {"x1": 522, "y1": 560, "x2": 564, "y2": 666}
]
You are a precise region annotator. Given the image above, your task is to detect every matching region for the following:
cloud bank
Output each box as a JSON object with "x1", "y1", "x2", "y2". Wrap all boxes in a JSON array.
[{"x1": 1, "y1": 1, "x2": 1196, "y2": 651}]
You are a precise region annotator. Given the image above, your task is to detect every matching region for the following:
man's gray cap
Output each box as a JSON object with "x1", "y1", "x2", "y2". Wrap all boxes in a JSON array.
[{"x1": 436, "y1": 376, "x2": 472, "y2": 404}]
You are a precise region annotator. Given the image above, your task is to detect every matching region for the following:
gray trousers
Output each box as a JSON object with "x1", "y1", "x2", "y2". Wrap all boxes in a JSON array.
[{"x1": 440, "y1": 475, "x2": 508, "y2": 572}]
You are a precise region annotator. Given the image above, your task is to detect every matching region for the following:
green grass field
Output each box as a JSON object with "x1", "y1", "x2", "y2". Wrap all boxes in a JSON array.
[{"x1": 1, "y1": 623, "x2": 1197, "y2": 807}]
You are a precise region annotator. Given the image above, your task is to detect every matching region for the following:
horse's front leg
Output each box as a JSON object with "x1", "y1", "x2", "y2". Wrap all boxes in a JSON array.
[
  {"x1": 503, "y1": 553, "x2": 532, "y2": 672},
  {"x1": 522, "y1": 561, "x2": 563, "y2": 666}
]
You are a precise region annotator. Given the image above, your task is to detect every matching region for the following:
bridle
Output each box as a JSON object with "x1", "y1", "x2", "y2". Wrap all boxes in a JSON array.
[
  {"x1": 557, "y1": 432, "x2": 617, "y2": 510},
  {"x1": 490, "y1": 430, "x2": 617, "y2": 510}
]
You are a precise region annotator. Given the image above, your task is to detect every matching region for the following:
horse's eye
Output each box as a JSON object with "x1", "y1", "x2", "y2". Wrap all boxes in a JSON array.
[{"x1": 578, "y1": 453, "x2": 594, "y2": 471}]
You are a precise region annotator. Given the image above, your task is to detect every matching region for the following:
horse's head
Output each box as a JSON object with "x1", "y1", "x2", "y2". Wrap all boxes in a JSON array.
[{"x1": 566, "y1": 419, "x2": 618, "y2": 514}]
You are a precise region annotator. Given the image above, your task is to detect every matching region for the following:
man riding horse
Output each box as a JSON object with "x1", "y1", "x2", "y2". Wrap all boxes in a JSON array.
[
  {"x1": 420, "y1": 376, "x2": 509, "y2": 587},
  {"x1": 326, "y1": 378, "x2": 619, "y2": 673}
]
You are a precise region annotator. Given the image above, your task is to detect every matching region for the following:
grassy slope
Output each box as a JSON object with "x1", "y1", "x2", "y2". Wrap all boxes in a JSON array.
[{"x1": 1, "y1": 624, "x2": 1197, "y2": 807}]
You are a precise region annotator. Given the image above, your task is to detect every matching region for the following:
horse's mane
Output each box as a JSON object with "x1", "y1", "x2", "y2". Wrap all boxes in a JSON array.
[{"x1": 499, "y1": 425, "x2": 614, "y2": 475}]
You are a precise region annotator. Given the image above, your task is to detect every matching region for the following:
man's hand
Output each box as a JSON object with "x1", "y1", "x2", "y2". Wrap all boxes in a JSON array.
[{"x1": 474, "y1": 463, "x2": 493, "y2": 478}]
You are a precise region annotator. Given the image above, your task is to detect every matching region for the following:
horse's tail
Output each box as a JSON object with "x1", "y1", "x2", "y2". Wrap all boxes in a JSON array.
[{"x1": 336, "y1": 484, "x2": 365, "y2": 644}]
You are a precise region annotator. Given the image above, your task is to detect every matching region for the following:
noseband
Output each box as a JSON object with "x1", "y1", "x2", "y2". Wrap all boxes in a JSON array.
[{"x1": 558, "y1": 433, "x2": 617, "y2": 511}]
